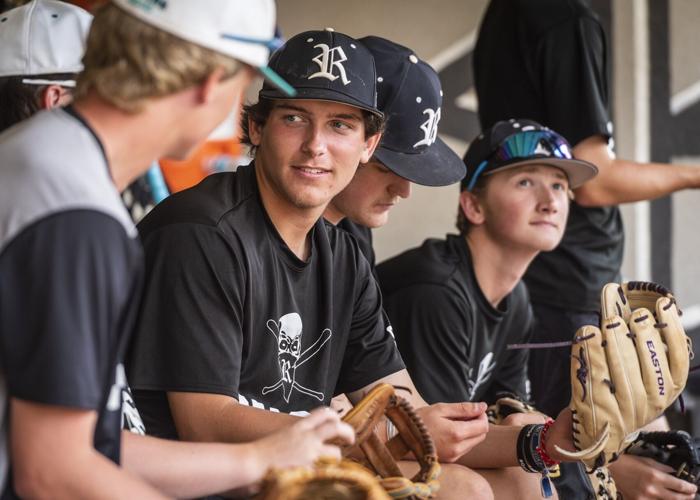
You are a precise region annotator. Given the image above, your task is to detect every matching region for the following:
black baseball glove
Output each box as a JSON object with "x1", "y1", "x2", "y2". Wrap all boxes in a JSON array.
[{"x1": 625, "y1": 430, "x2": 700, "y2": 486}]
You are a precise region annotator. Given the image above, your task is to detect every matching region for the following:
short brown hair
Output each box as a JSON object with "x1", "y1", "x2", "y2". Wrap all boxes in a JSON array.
[
  {"x1": 239, "y1": 98, "x2": 385, "y2": 156},
  {"x1": 75, "y1": 3, "x2": 241, "y2": 113},
  {"x1": 0, "y1": 73, "x2": 75, "y2": 133}
]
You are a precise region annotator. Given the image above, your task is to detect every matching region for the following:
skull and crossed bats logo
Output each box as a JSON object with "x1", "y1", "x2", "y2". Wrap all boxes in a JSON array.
[{"x1": 262, "y1": 313, "x2": 332, "y2": 403}]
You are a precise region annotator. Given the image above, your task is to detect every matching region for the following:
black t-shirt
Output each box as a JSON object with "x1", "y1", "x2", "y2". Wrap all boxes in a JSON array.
[
  {"x1": 127, "y1": 164, "x2": 404, "y2": 439},
  {"x1": 0, "y1": 110, "x2": 142, "y2": 497},
  {"x1": 474, "y1": 0, "x2": 623, "y2": 311},
  {"x1": 377, "y1": 235, "x2": 532, "y2": 404},
  {"x1": 336, "y1": 218, "x2": 381, "y2": 289},
  {"x1": 337, "y1": 219, "x2": 375, "y2": 271}
]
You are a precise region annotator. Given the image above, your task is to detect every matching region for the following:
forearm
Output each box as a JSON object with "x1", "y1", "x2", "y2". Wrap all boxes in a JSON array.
[
  {"x1": 455, "y1": 424, "x2": 519, "y2": 469},
  {"x1": 579, "y1": 159, "x2": 700, "y2": 206},
  {"x1": 122, "y1": 431, "x2": 266, "y2": 498},
  {"x1": 210, "y1": 404, "x2": 299, "y2": 442},
  {"x1": 15, "y1": 446, "x2": 167, "y2": 500},
  {"x1": 11, "y1": 399, "x2": 167, "y2": 500},
  {"x1": 168, "y1": 392, "x2": 299, "y2": 443},
  {"x1": 573, "y1": 136, "x2": 700, "y2": 206}
]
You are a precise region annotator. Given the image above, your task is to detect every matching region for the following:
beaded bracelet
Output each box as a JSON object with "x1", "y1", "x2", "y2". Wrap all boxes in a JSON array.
[{"x1": 535, "y1": 419, "x2": 560, "y2": 468}]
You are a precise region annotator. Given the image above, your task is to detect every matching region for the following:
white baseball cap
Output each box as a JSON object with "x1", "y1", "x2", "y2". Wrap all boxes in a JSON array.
[
  {"x1": 112, "y1": 0, "x2": 295, "y2": 96},
  {"x1": 0, "y1": 0, "x2": 92, "y2": 86}
]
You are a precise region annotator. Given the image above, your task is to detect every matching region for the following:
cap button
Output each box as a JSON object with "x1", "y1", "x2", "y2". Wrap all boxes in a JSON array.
[
  {"x1": 324, "y1": 27, "x2": 335, "y2": 32},
  {"x1": 409, "y1": 54, "x2": 418, "y2": 63}
]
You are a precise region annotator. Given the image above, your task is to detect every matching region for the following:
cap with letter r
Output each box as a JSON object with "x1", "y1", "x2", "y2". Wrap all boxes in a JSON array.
[
  {"x1": 259, "y1": 28, "x2": 383, "y2": 118},
  {"x1": 111, "y1": 0, "x2": 295, "y2": 96}
]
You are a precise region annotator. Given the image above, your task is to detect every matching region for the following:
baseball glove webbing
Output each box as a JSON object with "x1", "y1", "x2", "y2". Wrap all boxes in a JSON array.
[{"x1": 341, "y1": 384, "x2": 441, "y2": 499}]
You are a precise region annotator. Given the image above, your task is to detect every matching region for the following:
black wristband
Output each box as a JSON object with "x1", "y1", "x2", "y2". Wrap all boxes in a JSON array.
[{"x1": 517, "y1": 424, "x2": 543, "y2": 473}]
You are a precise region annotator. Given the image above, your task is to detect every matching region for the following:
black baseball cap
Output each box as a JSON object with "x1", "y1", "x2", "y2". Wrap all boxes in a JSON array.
[
  {"x1": 259, "y1": 28, "x2": 382, "y2": 117},
  {"x1": 461, "y1": 119, "x2": 598, "y2": 191},
  {"x1": 360, "y1": 36, "x2": 465, "y2": 187}
]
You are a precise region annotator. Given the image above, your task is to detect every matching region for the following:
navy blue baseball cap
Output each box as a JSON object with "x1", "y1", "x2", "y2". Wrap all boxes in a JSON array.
[
  {"x1": 259, "y1": 28, "x2": 382, "y2": 117},
  {"x1": 461, "y1": 119, "x2": 598, "y2": 191},
  {"x1": 359, "y1": 36, "x2": 465, "y2": 186}
]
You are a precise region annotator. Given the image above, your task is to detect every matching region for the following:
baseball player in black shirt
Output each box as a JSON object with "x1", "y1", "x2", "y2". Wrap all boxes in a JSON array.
[
  {"x1": 475, "y1": 2, "x2": 700, "y2": 498},
  {"x1": 378, "y1": 119, "x2": 598, "y2": 498}
]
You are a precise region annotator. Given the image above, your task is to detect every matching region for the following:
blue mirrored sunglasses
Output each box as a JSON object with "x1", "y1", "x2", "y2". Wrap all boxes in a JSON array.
[
  {"x1": 493, "y1": 129, "x2": 573, "y2": 162},
  {"x1": 466, "y1": 130, "x2": 572, "y2": 191}
]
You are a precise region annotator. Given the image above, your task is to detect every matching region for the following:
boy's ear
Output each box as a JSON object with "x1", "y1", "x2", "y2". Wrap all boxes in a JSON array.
[
  {"x1": 197, "y1": 67, "x2": 227, "y2": 104},
  {"x1": 40, "y1": 84, "x2": 70, "y2": 110},
  {"x1": 459, "y1": 189, "x2": 486, "y2": 226},
  {"x1": 360, "y1": 131, "x2": 382, "y2": 164},
  {"x1": 248, "y1": 113, "x2": 263, "y2": 147}
]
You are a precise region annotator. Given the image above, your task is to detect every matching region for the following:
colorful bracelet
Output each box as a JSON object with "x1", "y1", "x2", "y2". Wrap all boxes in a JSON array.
[
  {"x1": 535, "y1": 419, "x2": 560, "y2": 468},
  {"x1": 516, "y1": 422, "x2": 559, "y2": 498}
]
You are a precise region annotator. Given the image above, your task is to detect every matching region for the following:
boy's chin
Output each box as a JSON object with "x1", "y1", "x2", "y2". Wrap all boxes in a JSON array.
[{"x1": 538, "y1": 239, "x2": 564, "y2": 252}]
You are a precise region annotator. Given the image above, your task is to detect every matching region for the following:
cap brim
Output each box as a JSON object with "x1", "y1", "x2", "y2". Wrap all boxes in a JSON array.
[
  {"x1": 258, "y1": 66, "x2": 296, "y2": 97},
  {"x1": 259, "y1": 86, "x2": 383, "y2": 118},
  {"x1": 485, "y1": 158, "x2": 598, "y2": 189},
  {"x1": 374, "y1": 137, "x2": 466, "y2": 186}
]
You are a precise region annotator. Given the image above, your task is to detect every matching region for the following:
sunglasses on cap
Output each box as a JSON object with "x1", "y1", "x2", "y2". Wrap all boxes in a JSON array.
[{"x1": 465, "y1": 129, "x2": 574, "y2": 191}]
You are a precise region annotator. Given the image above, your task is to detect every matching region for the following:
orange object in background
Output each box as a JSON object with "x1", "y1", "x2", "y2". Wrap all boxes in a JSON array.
[
  {"x1": 159, "y1": 139, "x2": 246, "y2": 194},
  {"x1": 64, "y1": 0, "x2": 247, "y2": 196}
]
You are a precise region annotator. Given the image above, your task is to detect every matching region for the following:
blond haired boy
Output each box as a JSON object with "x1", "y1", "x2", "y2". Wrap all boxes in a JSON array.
[{"x1": 0, "y1": 2, "x2": 351, "y2": 498}]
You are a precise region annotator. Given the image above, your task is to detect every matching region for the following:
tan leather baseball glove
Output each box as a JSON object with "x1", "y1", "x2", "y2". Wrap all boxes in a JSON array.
[
  {"x1": 486, "y1": 393, "x2": 546, "y2": 424},
  {"x1": 556, "y1": 281, "x2": 692, "y2": 470},
  {"x1": 256, "y1": 457, "x2": 390, "y2": 500},
  {"x1": 341, "y1": 383, "x2": 441, "y2": 499}
]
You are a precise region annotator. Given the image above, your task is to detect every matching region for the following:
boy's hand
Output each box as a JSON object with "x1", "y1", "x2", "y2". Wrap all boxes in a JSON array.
[{"x1": 416, "y1": 402, "x2": 489, "y2": 462}]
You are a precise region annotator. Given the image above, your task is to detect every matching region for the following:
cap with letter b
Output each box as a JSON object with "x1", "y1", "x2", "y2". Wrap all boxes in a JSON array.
[{"x1": 360, "y1": 36, "x2": 465, "y2": 187}]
